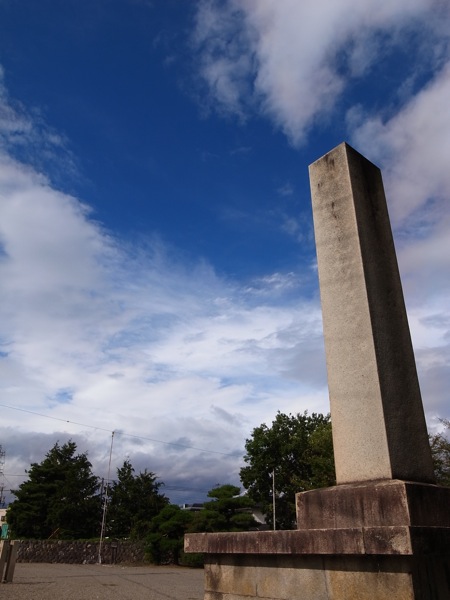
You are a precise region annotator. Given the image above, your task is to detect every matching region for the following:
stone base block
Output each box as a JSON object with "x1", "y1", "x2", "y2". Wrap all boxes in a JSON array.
[
  {"x1": 185, "y1": 527, "x2": 450, "y2": 557},
  {"x1": 185, "y1": 526, "x2": 450, "y2": 599},
  {"x1": 296, "y1": 480, "x2": 450, "y2": 529},
  {"x1": 202, "y1": 553, "x2": 450, "y2": 600},
  {"x1": 185, "y1": 481, "x2": 450, "y2": 599}
]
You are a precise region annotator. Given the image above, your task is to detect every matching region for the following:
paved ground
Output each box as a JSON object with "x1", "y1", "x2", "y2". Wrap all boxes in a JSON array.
[{"x1": 2, "y1": 563, "x2": 205, "y2": 600}]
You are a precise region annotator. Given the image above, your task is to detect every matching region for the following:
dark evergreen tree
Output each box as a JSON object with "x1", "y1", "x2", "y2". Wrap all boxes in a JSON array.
[
  {"x1": 190, "y1": 484, "x2": 257, "y2": 533},
  {"x1": 147, "y1": 484, "x2": 257, "y2": 566},
  {"x1": 8, "y1": 441, "x2": 101, "y2": 539},
  {"x1": 107, "y1": 459, "x2": 168, "y2": 539},
  {"x1": 240, "y1": 412, "x2": 335, "y2": 529},
  {"x1": 147, "y1": 504, "x2": 194, "y2": 565}
]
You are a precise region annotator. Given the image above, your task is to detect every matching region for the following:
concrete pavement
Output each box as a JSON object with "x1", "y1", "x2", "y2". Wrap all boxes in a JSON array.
[{"x1": 2, "y1": 562, "x2": 205, "y2": 599}]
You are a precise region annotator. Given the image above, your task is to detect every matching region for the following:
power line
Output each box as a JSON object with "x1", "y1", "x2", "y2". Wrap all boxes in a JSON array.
[
  {"x1": 0, "y1": 404, "x2": 111, "y2": 433},
  {"x1": 0, "y1": 403, "x2": 239, "y2": 457},
  {"x1": 118, "y1": 430, "x2": 238, "y2": 456}
]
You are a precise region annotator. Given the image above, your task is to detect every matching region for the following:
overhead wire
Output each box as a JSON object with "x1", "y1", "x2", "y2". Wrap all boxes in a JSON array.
[{"x1": 0, "y1": 403, "x2": 240, "y2": 457}]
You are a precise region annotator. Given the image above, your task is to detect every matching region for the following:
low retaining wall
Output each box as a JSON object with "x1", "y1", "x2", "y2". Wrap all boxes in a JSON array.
[{"x1": 17, "y1": 540, "x2": 147, "y2": 564}]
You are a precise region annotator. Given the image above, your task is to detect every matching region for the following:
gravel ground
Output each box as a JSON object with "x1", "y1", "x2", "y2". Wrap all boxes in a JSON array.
[{"x1": 2, "y1": 563, "x2": 205, "y2": 600}]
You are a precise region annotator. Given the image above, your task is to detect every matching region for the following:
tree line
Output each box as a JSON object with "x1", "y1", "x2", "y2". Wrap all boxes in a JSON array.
[
  {"x1": 6, "y1": 441, "x2": 257, "y2": 564},
  {"x1": 5, "y1": 412, "x2": 449, "y2": 563}
]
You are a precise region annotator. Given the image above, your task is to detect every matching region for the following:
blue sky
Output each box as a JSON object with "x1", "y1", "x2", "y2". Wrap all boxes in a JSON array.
[{"x1": 0, "y1": 0, "x2": 449, "y2": 506}]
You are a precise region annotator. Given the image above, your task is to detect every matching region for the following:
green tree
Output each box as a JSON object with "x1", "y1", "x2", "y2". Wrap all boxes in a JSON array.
[
  {"x1": 146, "y1": 484, "x2": 257, "y2": 566},
  {"x1": 147, "y1": 504, "x2": 194, "y2": 565},
  {"x1": 240, "y1": 412, "x2": 335, "y2": 529},
  {"x1": 430, "y1": 418, "x2": 450, "y2": 487},
  {"x1": 8, "y1": 440, "x2": 101, "y2": 539},
  {"x1": 190, "y1": 484, "x2": 257, "y2": 533},
  {"x1": 107, "y1": 459, "x2": 168, "y2": 539}
]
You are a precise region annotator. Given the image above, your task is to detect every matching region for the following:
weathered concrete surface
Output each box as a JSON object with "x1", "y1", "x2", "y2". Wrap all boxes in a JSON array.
[
  {"x1": 186, "y1": 524, "x2": 450, "y2": 557},
  {"x1": 309, "y1": 143, "x2": 435, "y2": 484},
  {"x1": 3, "y1": 562, "x2": 204, "y2": 600},
  {"x1": 202, "y1": 554, "x2": 450, "y2": 600},
  {"x1": 186, "y1": 529, "x2": 366, "y2": 555},
  {"x1": 296, "y1": 479, "x2": 450, "y2": 529}
]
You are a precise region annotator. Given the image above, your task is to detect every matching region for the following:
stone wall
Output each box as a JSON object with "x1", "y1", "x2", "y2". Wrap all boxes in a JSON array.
[{"x1": 16, "y1": 539, "x2": 147, "y2": 564}]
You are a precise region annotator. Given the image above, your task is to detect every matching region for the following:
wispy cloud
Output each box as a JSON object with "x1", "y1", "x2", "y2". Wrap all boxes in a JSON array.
[
  {"x1": 0, "y1": 67, "x2": 78, "y2": 184},
  {"x1": 191, "y1": 0, "x2": 450, "y2": 431},
  {"x1": 0, "y1": 167, "x2": 326, "y2": 498},
  {"x1": 277, "y1": 182, "x2": 294, "y2": 197},
  {"x1": 0, "y1": 67, "x2": 328, "y2": 502},
  {"x1": 192, "y1": 0, "x2": 448, "y2": 145},
  {"x1": 349, "y1": 62, "x2": 450, "y2": 225},
  {"x1": 229, "y1": 145, "x2": 252, "y2": 156},
  {"x1": 347, "y1": 63, "x2": 450, "y2": 420}
]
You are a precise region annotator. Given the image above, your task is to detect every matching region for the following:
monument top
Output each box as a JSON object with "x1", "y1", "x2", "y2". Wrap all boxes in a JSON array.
[{"x1": 309, "y1": 142, "x2": 435, "y2": 484}]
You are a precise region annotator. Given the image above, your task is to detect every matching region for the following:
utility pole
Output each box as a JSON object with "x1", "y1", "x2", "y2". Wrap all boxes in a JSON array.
[
  {"x1": 98, "y1": 431, "x2": 114, "y2": 564},
  {"x1": 272, "y1": 470, "x2": 276, "y2": 531},
  {"x1": 0, "y1": 445, "x2": 5, "y2": 507}
]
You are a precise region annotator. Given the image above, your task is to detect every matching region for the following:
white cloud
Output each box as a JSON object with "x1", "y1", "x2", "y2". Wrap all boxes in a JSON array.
[
  {"x1": 350, "y1": 62, "x2": 450, "y2": 225},
  {"x1": 2, "y1": 0, "x2": 450, "y2": 504},
  {"x1": 345, "y1": 63, "x2": 450, "y2": 427},
  {"x1": 0, "y1": 83, "x2": 329, "y2": 503},
  {"x1": 193, "y1": 0, "x2": 447, "y2": 145},
  {"x1": 0, "y1": 174, "x2": 327, "y2": 498},
  {"x1": 192, "y1": 0, "x2": 450, "y2": 430}
]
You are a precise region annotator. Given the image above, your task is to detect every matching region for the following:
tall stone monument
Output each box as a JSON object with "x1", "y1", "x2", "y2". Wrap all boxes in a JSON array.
[
  {"x1": 185, "y1": 143, "x2": 450, "y2": 600},
  {"x1": 310, "y1": 142, "x2": 435, "y2": 485}
]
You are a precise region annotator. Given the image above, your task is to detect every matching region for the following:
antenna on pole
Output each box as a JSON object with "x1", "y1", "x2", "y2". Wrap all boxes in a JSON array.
[{"x1": 98, "y1": 431, "x2": 115, "y2": 564}]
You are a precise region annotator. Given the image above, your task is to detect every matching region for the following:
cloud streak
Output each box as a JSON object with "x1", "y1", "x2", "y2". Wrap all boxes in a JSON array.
[{"x1": 0, "y1": 78, "x2": 327, "y2": 503}]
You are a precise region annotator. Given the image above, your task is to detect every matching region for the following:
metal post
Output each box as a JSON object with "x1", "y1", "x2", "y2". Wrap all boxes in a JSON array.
[
  {"x1": 272, "y1": 470, "x2": 276, "y2": 531},
  {"x1": 98, "y1": 431, "x2": 114, "y2": 564}
]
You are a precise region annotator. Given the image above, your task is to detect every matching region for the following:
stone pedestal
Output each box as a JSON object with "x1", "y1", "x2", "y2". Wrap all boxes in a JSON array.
[
  {"x1": 186, "y1": 481, "x2": 450, "y2": 599},
  {"x1": 193, "y1": 551, "x2": 450, "y2": 600},
  {"x1": 184, "y1": 144, "x2": 450, "y2": 599},
  {"x1": 296, "y1": 480, "x2": 450, "y2": 529}
]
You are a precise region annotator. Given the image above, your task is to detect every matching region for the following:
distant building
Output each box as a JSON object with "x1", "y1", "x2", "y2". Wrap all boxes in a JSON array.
[
  {"x1": 0, "y1": 508, "x2": 9, "y2": 539},
  {"x1": 179, "y1": 500, "x2": 267, "y2": 529},
  {"x1": 180, "y1": 503, "x2": 204, "y2": 512}
]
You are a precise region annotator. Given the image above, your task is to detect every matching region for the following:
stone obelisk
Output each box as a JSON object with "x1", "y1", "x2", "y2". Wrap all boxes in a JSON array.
[
  {"x1": 185, "y1": 143, "x2": 450, "y2": 600},
  {"x1": 309, "y1": 142, "x2": 435, "y2": 484}
]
